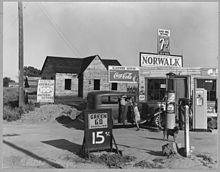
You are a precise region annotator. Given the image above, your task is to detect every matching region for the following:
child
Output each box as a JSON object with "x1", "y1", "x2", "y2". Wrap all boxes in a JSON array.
[{"x1": 133, "y1": 102, "x2": 141, "y2": 131}]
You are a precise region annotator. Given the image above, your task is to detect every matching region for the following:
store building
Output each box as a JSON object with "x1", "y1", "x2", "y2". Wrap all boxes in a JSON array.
[
  {"x1": 137, "y1": 29, "x2": 218, "y2": 124},
  {"x1": 41, "y1": 55, "x2": 127, "y2": 98},
  {"x1": 139, "y1": 53, "x2": 218, "y2": 118}
]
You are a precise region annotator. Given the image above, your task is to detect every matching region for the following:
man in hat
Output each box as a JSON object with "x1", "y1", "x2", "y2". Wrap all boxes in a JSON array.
[{"x1": 120, "y1": 95, "x2": 128, "y2": 125}]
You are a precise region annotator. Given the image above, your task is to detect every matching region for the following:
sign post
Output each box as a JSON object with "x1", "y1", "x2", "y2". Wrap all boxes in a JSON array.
[
  {"x1": 82, "y1": 109, "x2": 120, "y2": 157},
  {"x1": 184, "y1": 105, "x2": 190, "y2": 157}
]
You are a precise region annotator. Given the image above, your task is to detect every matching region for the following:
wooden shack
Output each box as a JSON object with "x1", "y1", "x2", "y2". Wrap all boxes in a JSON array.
[{"x1": 41, "y1": 55, "x2": 127, "y2": 98}]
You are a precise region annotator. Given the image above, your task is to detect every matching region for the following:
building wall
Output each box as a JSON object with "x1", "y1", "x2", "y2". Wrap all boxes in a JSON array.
[
  {"x1": 82, "y1": 56, "x2": 109, "y2": 98},
  {"x1": 55, "y1": 73, "x2": 78, "y2": 96},
  {"x1": 139, "y1": 67, "x2": 217, "y2": 102}
]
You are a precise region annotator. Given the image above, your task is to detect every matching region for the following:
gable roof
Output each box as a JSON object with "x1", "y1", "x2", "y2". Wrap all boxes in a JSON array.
[
  {"x1": 102, "y1": 59, "x2": 121, "y2": 69},
  {"x1": 41, "y1": 55, "x2": 121, "y2": 75}
]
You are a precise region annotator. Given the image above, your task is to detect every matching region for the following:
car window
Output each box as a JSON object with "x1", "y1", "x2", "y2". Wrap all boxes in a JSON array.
[
  {"x1": 101, "y1": 96, "x2": 109, "y2": 104},
  {"x1": 110, "y1": 96, "x2": 119, "y2": 103},
  {"x1": 101, "y1": 95, "x2": 119, "y2": 104}
]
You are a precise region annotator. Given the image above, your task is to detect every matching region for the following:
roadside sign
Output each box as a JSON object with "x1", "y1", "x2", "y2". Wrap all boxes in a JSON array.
[
  {"x1": 108, "y1": 66, "x2": 139, "y2": 83},
  {"x1": 37, "y1": 79, "x2": 54, "y2": 103},
  {"x1": 157, "y1": 29, "x2": 170, "y2": 54},
  {"x1": 140, "y1": 52, "x2": 183, "y2": 68},
  {"x1": 83, "y1": 109, "x2": 113, "y2": 152}
]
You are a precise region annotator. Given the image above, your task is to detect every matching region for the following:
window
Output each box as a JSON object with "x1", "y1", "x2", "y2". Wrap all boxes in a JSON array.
[
  {"x1": 94, "y1": 79, "x2": 100, "y2": 90},
  {"x1": 197, "y1": 79, "x2": 216, "y2": 101},
  {"x1": 111, "y1": 83, "x2": 118, "y2": 90},
  {"x1": 65, "y1": 79, "x2": 71, "y2": 90},
  {"x1": 148, "y1": 79, "x2": 166, "y2": 101},
  {"x1": 101, "y1": 96, "x2": 119, "y2": 104}
]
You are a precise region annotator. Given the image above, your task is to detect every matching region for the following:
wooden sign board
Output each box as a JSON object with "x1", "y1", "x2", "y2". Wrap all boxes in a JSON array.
[{"x1": 84, "y1": 109, "x2": 113, "y2": 152}]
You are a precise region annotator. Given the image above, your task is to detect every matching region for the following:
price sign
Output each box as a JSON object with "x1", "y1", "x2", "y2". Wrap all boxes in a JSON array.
[
  {"x1": 84, "y1": 109, "x2": 112, "y2": 152},
  {"x1": 37, "y1": 80, "x2": 54, "y2": 103}
]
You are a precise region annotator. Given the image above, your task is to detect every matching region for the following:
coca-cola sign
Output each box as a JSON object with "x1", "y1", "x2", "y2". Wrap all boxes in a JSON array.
[{"x1": 109, "y1": 66, "x2": 139, "y2": 83}]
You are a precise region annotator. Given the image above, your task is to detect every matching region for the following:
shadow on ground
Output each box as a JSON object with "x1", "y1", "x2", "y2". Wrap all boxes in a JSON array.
[
  {"x1": 55, "y1": 115, "x2": 84, "y2": 130},
  {"x1": 143, "y1": 136, "x2": 164, "y2": 142},
  {"x1": 3, "y1": 140, "x2": 64, "y2": 168},
  {"x1": 3, "y1": 134, "x2": 20, "y2": 137},
  {"x1": 147, "y1": 150, "x2": 163, "y2": 156},
  {"x1": 41, "y1": 139, "x2": 82, "y2": 157}
]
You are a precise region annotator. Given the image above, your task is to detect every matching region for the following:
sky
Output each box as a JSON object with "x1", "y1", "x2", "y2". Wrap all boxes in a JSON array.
[{"x1": 3, "y1": 1, "x2": 218, "y2": 81}]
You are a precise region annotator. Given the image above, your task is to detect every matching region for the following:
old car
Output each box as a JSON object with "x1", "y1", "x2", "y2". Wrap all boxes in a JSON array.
[{"x1": 86, "y1": 91, "x2": 138, "y2": 125}]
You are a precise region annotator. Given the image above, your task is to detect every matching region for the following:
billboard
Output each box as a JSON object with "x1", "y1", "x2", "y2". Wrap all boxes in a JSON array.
[
  {"x1": 157, "y1": 29, "x2": 170, "y2": 54},
  {"x1": 37, "y1": 80, "x2": 54, "y2": 103},
  {"x1": 84, "y1": 109, "x2": 112, "y2": 152},
  {"x1": 108, "y1": 66, "x2": 139, "y2": 83},
  {"x1": 140, "y1": 52, "x2": 183, "y2": 68}
]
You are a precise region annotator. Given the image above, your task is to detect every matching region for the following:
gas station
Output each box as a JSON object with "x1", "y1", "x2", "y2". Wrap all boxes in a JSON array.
[{"x1": 138, "y1": 29, "x2": 218, "y2": 130}]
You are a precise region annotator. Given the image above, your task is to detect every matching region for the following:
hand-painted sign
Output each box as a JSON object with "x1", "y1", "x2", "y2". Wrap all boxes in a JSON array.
[
  {"x1": 157, "y1": 29, "x2": 170, "y2": 54},
  {"x1": 140, "y1": 53, "x2": 183, "y2": 68},
  {"x1": 201, "y1": 68, "x2": 218, "y2": 77},
  {"x1": 84, "y1": 109, "x2": 112, "y2": 152},
  {"x1": 37, "y1": 80, "x2": 54, "y2": 103},
  {"x1": 108, "y1": 66, "x2": 139, "y2": 83}
]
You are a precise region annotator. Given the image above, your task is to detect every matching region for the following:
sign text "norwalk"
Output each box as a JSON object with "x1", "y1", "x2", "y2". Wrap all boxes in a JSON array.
[{"x1": 140, "y1": 53, "x2": 183, "y2": 68}]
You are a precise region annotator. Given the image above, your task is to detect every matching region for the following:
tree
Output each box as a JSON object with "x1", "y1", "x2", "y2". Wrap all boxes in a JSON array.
[
  {"x1": 24, "y1": 66, "x2": 41, "y2": 77},
  {"x1": 3, "y1": 77, "x2": 15, "y2": 87}
]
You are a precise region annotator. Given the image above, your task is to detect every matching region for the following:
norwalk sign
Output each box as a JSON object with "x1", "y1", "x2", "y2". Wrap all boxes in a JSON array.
[{"x1": 140, "y1": 52, "x2": 183, "y2": 68}]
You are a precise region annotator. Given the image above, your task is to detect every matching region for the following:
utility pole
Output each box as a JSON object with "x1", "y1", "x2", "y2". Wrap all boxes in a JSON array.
[{"x1": 18, "y1": 0, "x2": 24, "y2": 107}]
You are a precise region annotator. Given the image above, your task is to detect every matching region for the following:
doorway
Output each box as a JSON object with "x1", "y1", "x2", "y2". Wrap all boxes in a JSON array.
[{"x1": 94, "y1": 79, "x2": 100, "y2": 90}]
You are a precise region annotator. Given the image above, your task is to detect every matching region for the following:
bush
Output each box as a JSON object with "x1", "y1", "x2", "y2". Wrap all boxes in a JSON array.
[
  {"x1": 3, "y1": 106, "x2": 22, "y2": 121},
  {"x1": 3, "y1": 102, "x2": 35, "y2": 122},
  {"x1": 3, "y1": 87, "x2": 36, "y2": 122}
]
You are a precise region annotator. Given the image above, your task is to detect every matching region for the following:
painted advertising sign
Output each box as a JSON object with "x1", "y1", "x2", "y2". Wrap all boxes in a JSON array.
[
  {"x1": 140, "y1": 53, "x2": 183, "y2": 68},
  {"x1": 37, "y1": 80, "x2": 54, "y2": 103},
  {"x1": 157, "y1": 29, "x2": 170, "y2": 54},
  {"x1": 201, "y1": 68, "x2": 218, "y2": 77},
  {"x1": 84, "y1": 109, "x2": 112, "y2": 152},
  {"x1": 108, "y1": 66, "x2": 139, "y2": 83}
]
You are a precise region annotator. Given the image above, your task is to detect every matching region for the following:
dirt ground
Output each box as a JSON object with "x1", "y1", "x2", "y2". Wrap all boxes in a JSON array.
[{"x1": 2, "y1": 104, "x2": 218, "y2": 169}]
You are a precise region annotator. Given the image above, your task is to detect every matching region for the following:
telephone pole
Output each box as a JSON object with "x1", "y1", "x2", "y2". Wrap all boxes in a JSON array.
[{"x1": 18, "y1": 0, "x2": 24, "y2": 107}]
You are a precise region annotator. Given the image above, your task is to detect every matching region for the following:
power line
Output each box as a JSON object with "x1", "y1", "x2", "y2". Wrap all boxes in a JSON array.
[
  {"x1": 37, "y1": 2, "x2": 81, "y2": 57},
  {"x1": 3, "y1": 2, "x2": 30, "y2": 37}
]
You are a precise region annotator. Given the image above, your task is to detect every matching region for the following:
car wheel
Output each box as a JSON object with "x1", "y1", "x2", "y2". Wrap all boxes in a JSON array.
[
  {"x1": 153, "y1": 115, "x2": 160, "y2": 127},
  {"x1": 153, "y1": 113, "x2": 164, "y2": 128}
]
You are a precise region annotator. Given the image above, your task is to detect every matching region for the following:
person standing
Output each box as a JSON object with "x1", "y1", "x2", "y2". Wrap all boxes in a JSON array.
[
  {"x1": 133, "y1": 102, "x2": 141, "y2": 131},
  {"x1": 120, "y1": 95, "x2": 127, "y2": 125}
]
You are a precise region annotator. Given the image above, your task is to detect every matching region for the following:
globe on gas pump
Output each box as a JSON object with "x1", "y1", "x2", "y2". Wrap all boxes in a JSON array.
[{"x1": 165, "y1": 72, "x2": 176, "y2": 129}]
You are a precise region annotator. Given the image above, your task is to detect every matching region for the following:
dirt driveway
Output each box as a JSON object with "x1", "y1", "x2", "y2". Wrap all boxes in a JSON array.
[{"x1": 3, "y1": 118, "x2": 218, "y2": 169}]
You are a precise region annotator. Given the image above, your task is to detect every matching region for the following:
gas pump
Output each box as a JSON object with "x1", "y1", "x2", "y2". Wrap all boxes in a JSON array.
[
  {"x1": 193, "y1": 88, "x2": 207, "y2": 130},
  {"x1": 165, "y1": 72, "x2": 176, "y2": 129}
]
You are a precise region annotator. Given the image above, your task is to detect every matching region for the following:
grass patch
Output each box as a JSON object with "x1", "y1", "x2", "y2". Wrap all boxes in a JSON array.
[
  {"x1": 3, "y1": 87, "x2": 36, "y2": 122},
  {"x1": 89, "y1": 153, "x2": 136, "y2": 169},
  {"x1": 196, "y1": 153, "x2": 214, "y2": 164},
  {"x1": 133, "y1": 159, "x2": 164, "y2": 169}
]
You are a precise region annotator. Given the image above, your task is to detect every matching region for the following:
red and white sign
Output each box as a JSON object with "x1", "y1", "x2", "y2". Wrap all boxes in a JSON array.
[{"x1": 108, "y1": 66, "x2": 139, "y2": 83}]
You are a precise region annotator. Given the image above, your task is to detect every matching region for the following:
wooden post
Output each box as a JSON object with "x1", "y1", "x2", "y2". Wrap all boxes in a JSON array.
[
  {"x1": 18, "y1": 0, "x2": 24, "y2": 107},
  {"x1": 184, "y1": 105, "x2": 190, "y2": 157}
]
